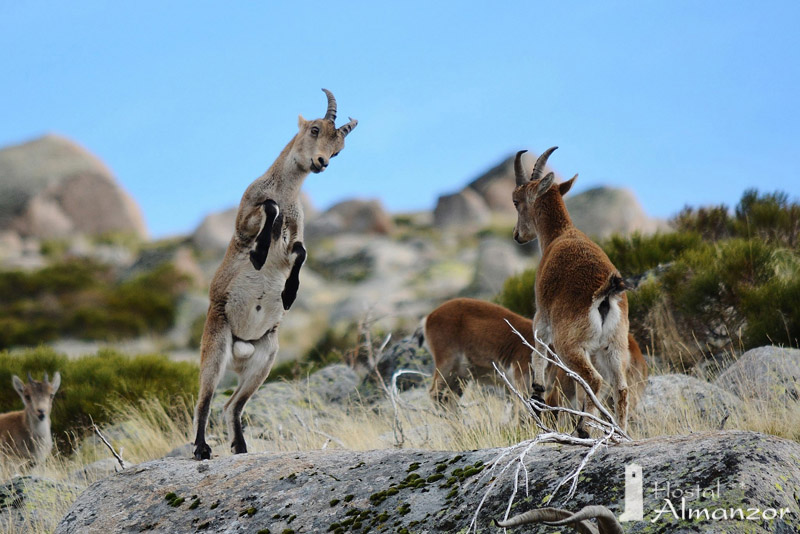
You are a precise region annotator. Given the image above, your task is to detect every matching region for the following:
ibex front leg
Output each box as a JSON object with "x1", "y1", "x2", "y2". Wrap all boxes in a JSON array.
[
  {"x1": 249, "y1": 199, "x2": 280, "y2": 270},
  {"x1": 282, "y1": 241, "x2": 306, "y2": 310}
]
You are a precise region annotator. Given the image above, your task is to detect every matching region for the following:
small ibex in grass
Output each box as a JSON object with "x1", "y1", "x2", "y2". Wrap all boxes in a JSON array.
[
  {"x1": 0, "y1": 372, "x2": 61, "y2": 464},
  {"x1": 419, "y1": 299, "x2": 646, "y2": 413},
  {"x1": 193, "y1": 89, "x2": 357, "y2": 461},
  {"x1": 512, "y1": 147, "x2": 631, "y2": 434},
  {"x1": 419, "y1": 298, "x2": 536, "y2": 406}
]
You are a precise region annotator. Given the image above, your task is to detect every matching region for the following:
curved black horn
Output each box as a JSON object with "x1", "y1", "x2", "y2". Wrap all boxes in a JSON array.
[
  {"x1": 514, "y1": 150, "x2": 529, "y2": 186},
  {"x1": 322, "y1": 88, "x2": 337, "y2": 122},
  {"x1": 338, "y1": 117, "x2": 358, "y2": 137},
  {"x1": 531, "y1": 146, "x2": 558, "y2": 181}
]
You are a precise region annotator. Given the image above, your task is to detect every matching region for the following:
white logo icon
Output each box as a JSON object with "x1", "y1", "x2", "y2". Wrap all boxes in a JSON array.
[{"x1": 619, "y1": 463, "x2": 643, "y2": 522}]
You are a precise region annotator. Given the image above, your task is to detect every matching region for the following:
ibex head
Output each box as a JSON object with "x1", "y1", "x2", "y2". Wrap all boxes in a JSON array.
[
  {"x1": 512, "y1": 146, "x2": 577, "y2": 244},
  {"x1": 12, "y1": 372, "x2": 61, "y2": 423},
  {"x1": 293, "y1": 88, "x2": 358, "y2": 174}
]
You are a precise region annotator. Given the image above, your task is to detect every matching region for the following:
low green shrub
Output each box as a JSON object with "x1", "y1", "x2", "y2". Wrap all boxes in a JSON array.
[
  {"x1": 601, "y1": 231, "x2": 702, "y2": 277},
  {"x1": 0, "y1": 259, "x2": 186, "y2": 349},
  {"x1": 494, "y1": 267, "x2": 536, "y2": 318},
  {"x1": 0, "y1": 347, "x2": 198, "y2": 452}
]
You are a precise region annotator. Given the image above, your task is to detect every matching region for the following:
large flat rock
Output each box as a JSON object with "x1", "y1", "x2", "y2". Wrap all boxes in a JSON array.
[{"x1": 56, "y1": 431, "x2": 800, "y2": 533}]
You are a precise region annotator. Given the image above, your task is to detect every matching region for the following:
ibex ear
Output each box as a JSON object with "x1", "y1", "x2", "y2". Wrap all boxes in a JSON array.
[
  {"x1": 536, "y1": 172, "x2": 556, "y2": 197},
  {"x1": 50, "y1": 372, "x2": 61, "y2": 393},
  {"x1": 559, "y1": 174, "x2": 578, "y2": 196},
  {"x1": 12, "y1": 375, "x2": 25, "y2": 397},
  {"x1": 297, "y1": 114, "x2": 308, "y2": 128}
]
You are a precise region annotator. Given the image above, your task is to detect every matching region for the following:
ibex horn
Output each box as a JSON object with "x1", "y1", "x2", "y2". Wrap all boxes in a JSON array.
[
  {"x1": 338, "y1": 117, "x2": 358, "y2": 137},
  {"x1": 531, "y1": 146, "x2": 558, "y2": 182},
  {"x1": 322, "y1": 88, "x2": 337, "y2": 122},
  {"x1": 514, "y1": 150, "x2": 529, "y2": 186}
]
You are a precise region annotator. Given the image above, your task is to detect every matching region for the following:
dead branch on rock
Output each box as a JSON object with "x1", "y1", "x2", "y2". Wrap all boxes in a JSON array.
[
  {"x1": 497, "y1": 505, "x2": 624, "y2": 534},
  {"x1": 388, "y1": 368, "x2": 431, "y2": 447},
  {"x1": 468, "y1": 323, "x2": 633, "y2": 531}
]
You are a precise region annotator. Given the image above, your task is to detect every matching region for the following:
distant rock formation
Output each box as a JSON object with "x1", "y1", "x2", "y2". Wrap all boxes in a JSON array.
[
  {"x1": 0, "y1": 134, "x2": 147, "y2": 239},
  {"x1": 306, "y1": 198, "x2": 394, "y2": 239},
  {"x1": 565, "y1": 186, "x2": 665, "y2": 239},
  {"x1": 432, "y1": 188, "x2": 491, "y2": 229},
  {"x1": 434, "y1": 152, "x2": 664, "y2": 237}
]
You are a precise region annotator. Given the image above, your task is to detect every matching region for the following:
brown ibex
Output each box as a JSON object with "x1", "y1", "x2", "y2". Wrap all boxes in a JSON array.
[
  {"x1": 512, "y1": 147, "x2": 631, "y2": 433},
  {"x1": 193, "y1": 89, "x2": 357, "y2": 460},
  {"x1": 0, "y1": 372, "x2": 60, "y2": 464},
  {"x1": 419, "y1": 299, "x2": 646, "y2": 414}
]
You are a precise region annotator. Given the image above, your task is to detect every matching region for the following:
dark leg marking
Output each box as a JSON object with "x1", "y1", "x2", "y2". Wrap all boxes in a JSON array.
[
  {"x1": 230, "y1": 397, "x2": 249, "y2": 454},
  {"x1": 193, "y1": 395, "x2": 213, "y2": 460},
  {"x1": 282, "y1": 241, "x2": 307, "y2": 310},
  {"x1": 249, "y1": 200, "x2": 280, "y2": 270}
]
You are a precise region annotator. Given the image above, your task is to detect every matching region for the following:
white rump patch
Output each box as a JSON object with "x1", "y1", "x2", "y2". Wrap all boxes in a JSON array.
[
  {"x1": 233, "y1": 340, "x2": 255, "y2": 359},
  {"x1": 589, "y1": 295, "x2": 623, "y2": 342}
]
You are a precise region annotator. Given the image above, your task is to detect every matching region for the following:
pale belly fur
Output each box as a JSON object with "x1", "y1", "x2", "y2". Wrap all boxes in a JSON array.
[{"x1": 225, "y1": 266, "x2": 286, "y2": 341}]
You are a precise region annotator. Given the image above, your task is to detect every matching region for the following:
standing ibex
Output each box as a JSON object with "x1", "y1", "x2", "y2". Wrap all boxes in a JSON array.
[
  {"x1": 419, "y1": 299, "x2": 646, "y2": 413},
  {"x1": 0, "y1": 372, "x2": 60, "y2": 464},
  {"x1": 193, "y1": 89, "x2": 357, "y2": 460},
  {"x1": 512, "y1": 147, "x2": 631, "y2": 433}
]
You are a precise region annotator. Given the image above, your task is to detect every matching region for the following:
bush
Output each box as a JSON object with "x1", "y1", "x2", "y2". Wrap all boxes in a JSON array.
[
  {"x1": 659, "y1": 238, "x2": 800, "y2": 349},
  {"x1": 601, "y1": 231, "x2": 702, "y2": 277},
  {"x1": 673, "y1": 189, "x2": 800, "y2": 248},
  {"x1": 0, "y1": 347, "x2": 198, "y2": 452},
  {"x1": 494, "y1": 268, "x2": 536, "y2": 318},
  {"x1": 0, "y1": 259, "x2": 186, "y2": 349}
]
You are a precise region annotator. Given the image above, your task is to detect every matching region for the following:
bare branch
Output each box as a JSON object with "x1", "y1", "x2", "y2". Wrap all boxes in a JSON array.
[{"x1": 92, "y1": 422, "x2": 126, "y2": 471}]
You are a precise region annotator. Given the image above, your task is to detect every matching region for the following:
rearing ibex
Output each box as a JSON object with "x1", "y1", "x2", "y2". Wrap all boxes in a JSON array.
[
  {"x1": 512, "y1": 147, "x2": 631, "y2": 434},
  {"x1": 193, "y1": 89, "x2": 357, "y2": 460}
]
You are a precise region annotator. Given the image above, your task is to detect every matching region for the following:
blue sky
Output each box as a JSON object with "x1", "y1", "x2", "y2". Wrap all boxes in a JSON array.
[{"x1": 1, "y1": 2, "x2": 798, "y2": 238}]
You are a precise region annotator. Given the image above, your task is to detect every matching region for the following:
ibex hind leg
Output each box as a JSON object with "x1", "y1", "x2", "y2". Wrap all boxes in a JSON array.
[
  {"x1": 225, "y1": 331, "x2": 279, "y2": 454},
  {"x1": 193, "y1": 308, "x2": 232, "y2": 460}
]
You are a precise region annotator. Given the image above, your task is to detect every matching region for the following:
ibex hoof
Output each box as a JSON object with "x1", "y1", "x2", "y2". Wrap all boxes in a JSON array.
[
  {"x1": 532, "y1": 383, "x2": 545, "y2": 394},
  {"x1": 193, "y1": 443, "x2": 212, "y2": 461},
  {"x1": 575, "y1": 427, "x2": 590, "y2": 440},
  {"x1": 231, "y1": 439, "x2": 248, "y2": 455}
]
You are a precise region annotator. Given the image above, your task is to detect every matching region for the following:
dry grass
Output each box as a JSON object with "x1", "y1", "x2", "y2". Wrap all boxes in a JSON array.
[{"x1": 2, "y1": 359, "x2": 798, "y2": 532}]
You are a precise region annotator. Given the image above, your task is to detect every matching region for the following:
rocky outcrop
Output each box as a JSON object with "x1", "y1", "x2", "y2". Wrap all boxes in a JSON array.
[
  {"x1": 432, "y1": 188, "x2": 491, "y2": 229},
  {"x1": 715, "y1": 346, "x2": 800, "y2": 405},
  {"x1": 637, "y1": 374, "x2": 743, "y2": 423},
  {"x1": 56, "y1": 431, "x2": 800, "y2": 533},
  {"x1": 0, "y1": 134, "x2": 147, "y2": 239},
  {"x1": 466, "y1": 151, "x2": 557, "y2": 215},
  {"x1": 565, "y1": 186, "x2": 665, "y2": 239},
  {"x1": 470, "y1": 237, "x2": 528, "y2": 296},
  {"x1": 306, "y1": 198, "x2": 394, "y2": 239},
  {"x1": 1, "y1": 476, "x2": 82, "y2": 532}
]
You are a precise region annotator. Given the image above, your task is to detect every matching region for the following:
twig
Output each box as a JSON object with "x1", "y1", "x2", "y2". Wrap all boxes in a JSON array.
[
  {"x1": 291, "y1": 411, "x2": 346, "y2": 449},
  {"x1": 388, "y1": 368, "x2": 430, "y2": 448},
  {"x1": 92, "y1": 422, "x2": 126, "y2": 471},
  {"x1": 469, "y1": 325, "x2": 636, "y2": 531}
]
